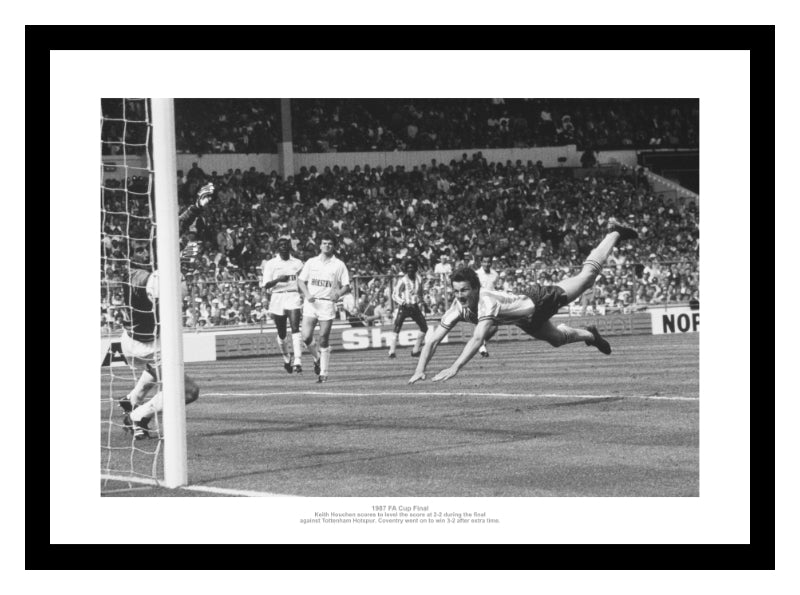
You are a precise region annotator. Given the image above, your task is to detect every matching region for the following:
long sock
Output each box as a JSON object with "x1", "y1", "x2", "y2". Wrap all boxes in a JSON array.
[
  {"x1": 276, "y1": 335, "x2": 290, "y2": 363},
  {"x1": 127, "y1": 370, "x2": 157, "y2": 406},
  {"x1": 307, "y1": 340, "x2": 320, "y2": 362},
  {"x1": 320, "y1": 346, "x2": 331, "y2": 376},
  {"x1": 388, "y1": 332, "x2": 398, "y2": 355},
  {"x1": 292, "y1": 332, "x2": 303, "y2": 366},
  {"x1": 582, "y1": 232, "x2": 619, "y2": 277},
  {"x1": 413, "y1": 331, "x2": 424, "y2": 352},
  {"x1": 131, "y1": 391, "x2": 163, "y2": 421},
  {"x1": 557, "y1": 324, "x2": 594, "y2": 345}
]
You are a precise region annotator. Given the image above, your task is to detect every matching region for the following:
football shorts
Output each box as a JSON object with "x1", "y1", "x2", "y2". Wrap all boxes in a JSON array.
[
  {"x1": 518, "y1": 285, "x2": 570, "y2": 333},
  {"x1": 120, "y1": 329, "x2": 161, "y2": 371},
  {"x1": 269, "y1": 291, "x2": 302, "y2": 316},
  {"x1": 302, "y1": 298, "x2": 337, "y2": 322}
]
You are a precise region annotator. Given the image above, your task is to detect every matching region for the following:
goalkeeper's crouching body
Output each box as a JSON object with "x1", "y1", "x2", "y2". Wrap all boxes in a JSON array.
[
  {"x1": 118, "y1": 182, "x2": 215, "y2": 439},
  {"x1": 118, "y1": 277, "x2": 203, "y2": 440},
  {"x1": 121, "y1": 355, "x2": 200, "y2": 441}
]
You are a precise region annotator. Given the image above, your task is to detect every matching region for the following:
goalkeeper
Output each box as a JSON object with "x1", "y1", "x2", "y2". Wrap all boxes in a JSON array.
[{"x1": 117, "y1": 183, "x2": 215, "y2": 439}]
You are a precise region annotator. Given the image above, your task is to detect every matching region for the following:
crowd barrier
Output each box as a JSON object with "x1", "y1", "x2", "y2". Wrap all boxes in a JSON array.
[
  {"x1": 102, "y1": 307, "x2": 696, "y2": 366},
  {"x1": 105, "y1": 149, "x2": 641, "y2": 183},
  {"x1": 170, "y1": 147, "x2": 639, "y2": 178}
]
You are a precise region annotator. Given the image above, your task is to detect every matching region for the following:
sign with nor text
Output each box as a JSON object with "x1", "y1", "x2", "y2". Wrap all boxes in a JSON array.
[{"x1": 650, "y1": 307, "x2": 699, "y2": 335}]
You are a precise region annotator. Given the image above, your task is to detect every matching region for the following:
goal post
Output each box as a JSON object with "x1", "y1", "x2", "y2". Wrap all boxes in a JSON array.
[
  {"x1": 151, "y1": 99, "x2": 187, "y2": 488},
  {"x1": 101, "y1": 98, "x2": 187, "y2": 490}
]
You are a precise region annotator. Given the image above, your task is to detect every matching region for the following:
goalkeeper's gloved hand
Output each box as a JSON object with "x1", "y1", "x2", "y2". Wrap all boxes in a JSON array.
[{"x1": 196, "y1": 183, "x2": 216, "y2": 208}]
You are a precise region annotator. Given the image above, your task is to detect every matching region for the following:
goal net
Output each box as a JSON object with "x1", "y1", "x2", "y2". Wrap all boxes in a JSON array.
[{"x1": 101, "y1": 98, "x2": 187, "y2": 491}]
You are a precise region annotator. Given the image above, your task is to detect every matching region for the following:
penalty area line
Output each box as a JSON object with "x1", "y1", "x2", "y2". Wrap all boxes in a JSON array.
[
  {"x1": 204, "y1": 391, "x2": 698, "y2": 402},
  {"x1": 101, "y1": 486, "x2": 154, "y2": 494},
  {"x1": 183, "y1": 485, "x2": 298, "y2": 498},
  {"x1": 100, "y1": 474, "x2": 299, "y2": 497}
]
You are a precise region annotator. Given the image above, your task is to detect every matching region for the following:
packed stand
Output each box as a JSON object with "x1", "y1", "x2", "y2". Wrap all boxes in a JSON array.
[
  {"x1": 101, "y1": 153, "x2": 699, "y2": 331},
  {"x1": 290, "y1": 98, "x2": 699, "y2": 152},
  {"x1": 165, "y1": 99, "x2": 698, "y2": 155},
  {"x1": 173, "y1": 99, "x2": 281, "y2": 155},
  {"x1": 103, "y1": 98, "x2": 698, "y2": 157}
]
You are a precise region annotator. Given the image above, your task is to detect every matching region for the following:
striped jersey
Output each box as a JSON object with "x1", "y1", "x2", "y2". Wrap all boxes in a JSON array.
[
  {"x1": 393, "y1": 274, "x2": 423, "y2": 306},
  {"x1": 260, "y1": 255, "x2": 303, "y2": 292},
  {"x1": 439, "y1": 288, "x2": 534, "y2": 330},
  {"x1": 298, "y1": 255, "x2": 350, "y2": 300}
]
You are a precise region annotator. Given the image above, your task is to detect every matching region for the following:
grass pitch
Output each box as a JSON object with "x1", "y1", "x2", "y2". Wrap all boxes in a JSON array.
[{"x1": 102, "y1": 332, "x2": 699, "y2": 497}]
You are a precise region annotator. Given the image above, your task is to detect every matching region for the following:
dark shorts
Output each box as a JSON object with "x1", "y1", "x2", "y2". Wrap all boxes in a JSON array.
[
  {"x1": 518, "y1": 284, "x2": 569, "y2": 334},
  {"x1": 393, "y1": 304, "x2": 428, "y2": 333}
]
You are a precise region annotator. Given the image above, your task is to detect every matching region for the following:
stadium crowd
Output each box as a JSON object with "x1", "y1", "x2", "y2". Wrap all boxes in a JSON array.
[
  {"x1": 290, "y1": 98, "x2": 699, "y2": 152},
  {"x1": 102, "y1": 99, "x2": 698, "y2": 156},
  {"x1": 102, "y1": 154, "x2": 699, "y2": 331}
]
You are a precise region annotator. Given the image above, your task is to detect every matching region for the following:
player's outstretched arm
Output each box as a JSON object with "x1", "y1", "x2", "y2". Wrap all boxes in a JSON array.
[
  {"x1": 178, "y1": 183, "x2": 216, "y2": 232},
  {"x1": 195, "y1": 183, "x2": 215, "y2": 208},
  {"x1": 408, "y1": 324, "x2": 450, "y2": 384},
  {"x1": 433, "y1": 319, "x2": 497, "y2": 382}
]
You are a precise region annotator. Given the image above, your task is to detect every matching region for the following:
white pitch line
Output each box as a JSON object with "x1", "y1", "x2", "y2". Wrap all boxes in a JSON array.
[
  {"x1": 181, "y1": 484, "x2": 297, "y2": 498},
  {"x1": 103, "y1": 486, "x2": 156, "y2": 494},
  {"x1": 101, "y1": 473, "x2": 160, "y2": 487},
  {"x1": 100, "y1": 486, "x2": 155, "y2": 494},
  {"x1": 100, "y1": 473, "x2": 298, "y2": 497},
  {"x1": 203, "y1": 391, "x2": 698, "y2": 402}
]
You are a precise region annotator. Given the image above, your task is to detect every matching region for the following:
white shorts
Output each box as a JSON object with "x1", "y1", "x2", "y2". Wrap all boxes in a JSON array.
[
  {"x1": 120, "y1": 329, "x2": 161, "y2": 372},
  {"x1": 269, "y1": 291, "x2": 302, "y2": 316},
  {"x1": 302, "y1": 299, "x2": 336, "y2": 322}
]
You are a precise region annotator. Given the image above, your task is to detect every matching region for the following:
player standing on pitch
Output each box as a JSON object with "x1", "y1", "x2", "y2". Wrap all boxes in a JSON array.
[
  {"x1": 408, "y1": 218, "x2": 638, "y2": 384},
  {"x1": 388, "y1": 260, "x2": 428, "y2": 358},
  {"x1": 117, "y1": 182, "x2": 215, "y2": 439},
  {"x1": 296, "y1": 233, "x2": 351, "y2": 383},
  {"x1": 476, "y1": 254, "x2": 500, "y2": 358},
  {"x1": 260, "y1": 237, "x2": 305, "y2": 373}
]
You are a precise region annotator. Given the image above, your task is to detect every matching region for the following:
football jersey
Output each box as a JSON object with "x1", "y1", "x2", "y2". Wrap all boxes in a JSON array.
[
  {"x1": 298, "y1": 255, "x2": 350, "y2": 300},
  {"x1": 439, "y1": 288, "x2": 534, "y2": 330},
  {"x1": 260, "y1": 255, "x2": 303, "y2": 291},
  {"x1": 123, "y1": 268, "x2": 158, "y2": 343},
  {"x1": 477, "y1": 267, "x2": 499, "y2": 289},
  {"x1": 393, "y1": 274, "x2": 423, "y2": 305}
]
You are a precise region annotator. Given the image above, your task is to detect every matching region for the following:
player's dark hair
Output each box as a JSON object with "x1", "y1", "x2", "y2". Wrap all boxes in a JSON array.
[
  {"x1": 129, "y1": 238, "x2": 156, "y2": 270},
  {"x1": 319, "y1": 232, "x2": 337, "y2": 245},
  {"x1": 451, "y1": 267, "x2": 480, "y2": 290}
]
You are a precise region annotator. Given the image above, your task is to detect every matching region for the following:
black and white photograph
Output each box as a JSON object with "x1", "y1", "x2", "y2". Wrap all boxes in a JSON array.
[
  {"x1": 99, "y1": 97, "x2": 700, "y2": 499},
  {"x1": 44, "y1": 46, "x2": 767, "y2": 554}
]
